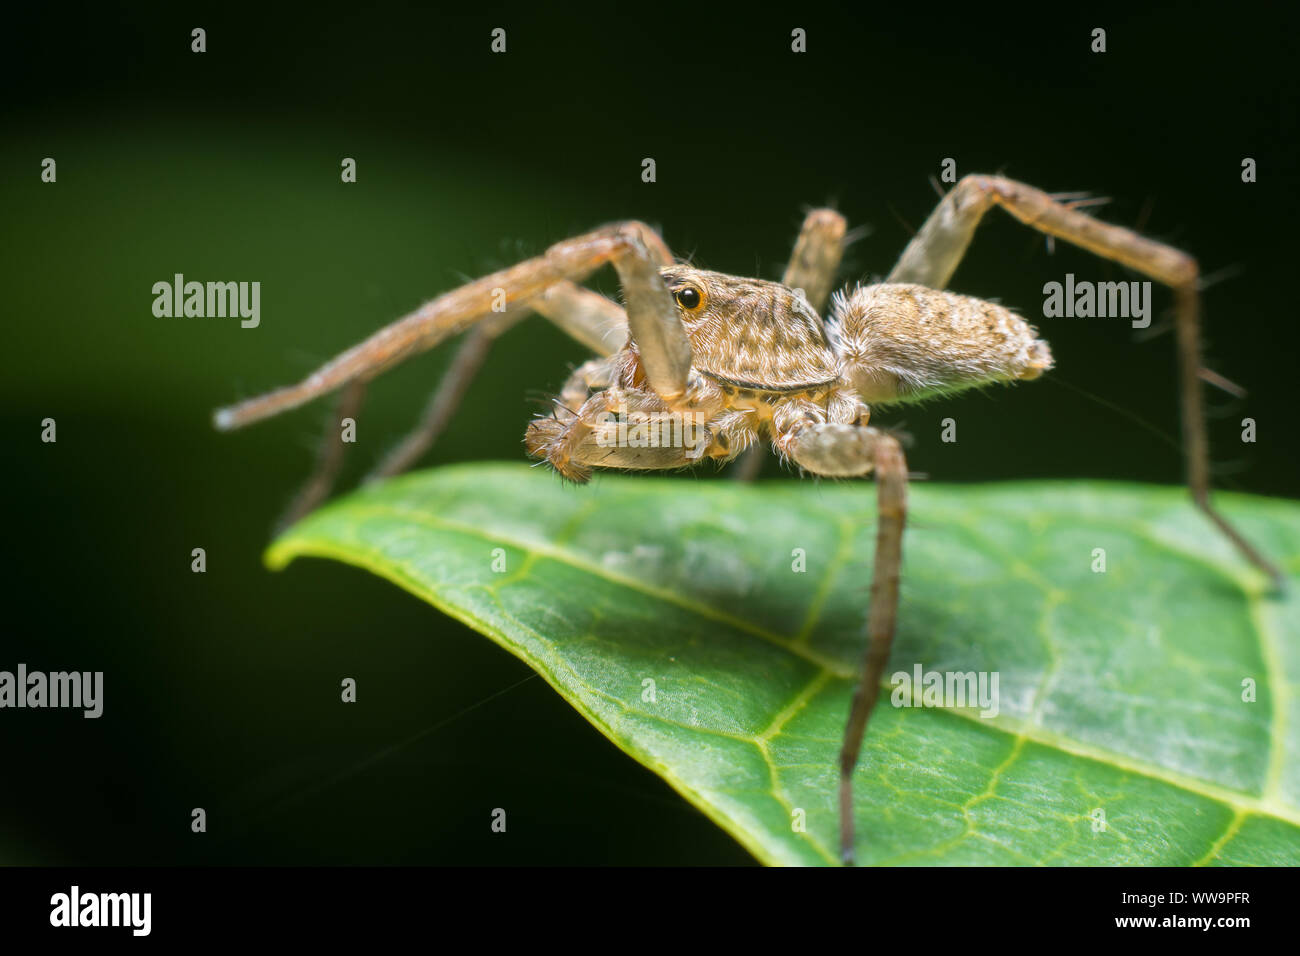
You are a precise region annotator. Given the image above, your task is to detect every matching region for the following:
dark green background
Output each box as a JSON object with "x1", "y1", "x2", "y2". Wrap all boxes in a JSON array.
[{"x1": 3, "y1": 2, "x2": 1297, "y2": 864}]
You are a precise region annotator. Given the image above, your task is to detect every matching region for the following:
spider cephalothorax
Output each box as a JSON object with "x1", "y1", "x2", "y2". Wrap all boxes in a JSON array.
[
  {"x1": 659, "y1": 265, "x2": 841, "y2": 393},
  {"x1": 215, "y1": 174, "x2": 1280, "y2": 864}
]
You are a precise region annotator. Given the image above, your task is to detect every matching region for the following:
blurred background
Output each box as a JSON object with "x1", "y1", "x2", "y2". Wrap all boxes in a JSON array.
[{"x1": 3, "y1": 1, "x2": 1297, "y2": 864}]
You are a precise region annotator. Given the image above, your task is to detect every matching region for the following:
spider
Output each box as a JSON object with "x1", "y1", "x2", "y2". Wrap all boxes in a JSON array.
[{"x1": 215, "y1": 174, "x2": 1280, "y2": 865}]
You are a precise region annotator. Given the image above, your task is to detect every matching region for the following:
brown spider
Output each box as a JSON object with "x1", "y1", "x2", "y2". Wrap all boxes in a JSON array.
[{"x1": 215, "y1": 174, "x2": 1280, "y2": 865}]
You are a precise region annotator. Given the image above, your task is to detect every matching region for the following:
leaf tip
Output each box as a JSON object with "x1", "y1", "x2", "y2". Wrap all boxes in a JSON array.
[{"x1": 262, "y1": 539, "x2": 299, "y2": 573}]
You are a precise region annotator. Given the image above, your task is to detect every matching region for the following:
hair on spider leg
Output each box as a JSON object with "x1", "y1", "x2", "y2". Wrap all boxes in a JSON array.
[
  {"x1": 1138, "y1": 310, "x2": 1248, "y2": 392},
  {"x1": 1130, "y1": 194, "x2": 1157, "y2": 234},
  {"x1": 1209, "y1": 457, "x2": 1257, "y2": 480},
  {"x1": 1196, "y1": 262, "x2": 1247, "y2": 293},
  {"x1": 1057, "y1": 194, "x2": 1114, "y2": 212},
  {"x1": 1129, "y1": 300, "x2": 1248, "y2": 394},
  {"x1": 1043, "y1": 190, "x2": 1093, "y2": 203},
  {"x1": 522, "y1": 397, "x2": 555, "y2": 416},
  {"x1": 803, "y1": 194, "x2": 846, "y2": 212},
  {"x1": 286, "y1": 398, "x2": 352, "y2": 455},
  {"x1": 842, "y1": 222, "x2": 873, "y2": 248},
  {"x1": 877, "y1": 420, "x2": 916, "y2": 450},
  {"x1": 1043, "y1": 375, "x2": 1182, "y2": 453},
  {"x1": 1135, "y1": 281, "x2": 1248, "y2": 400},
  {"x1": 522, "y1": 388, "x2": 566, "y2": 408},
  {"x1": 1132, "y1": 316, "x2": 1174, "y2": 344},
  {"x1": 520, "y1": 396, "x2": 581, "y2": 431},
  {"x1": 884, "y1": 202, "x2": 918, "y2": 240},
  {"x1": 495, "y1": 234, "x2": 539, "y2": 266},
  {"x1": 1045, "y1": 365, "x2": 1245, "y2": 464},
  {"x1": 1201, "y1": 457, "x2": 1256, "y2": 495},
  {"x1": 1199, "y1": 368, "x2": 1248, "y2": 402},
  {"x1": 1130, "y1": 311, "x2": 1239, "y2": 384},
  {"x1": 548, "y1": 397, "x2": 582, "y2": 418}
]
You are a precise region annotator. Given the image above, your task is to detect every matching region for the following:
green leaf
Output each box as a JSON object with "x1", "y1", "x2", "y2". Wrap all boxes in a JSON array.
[{"x1": 266, "y1": 463, "x2": 1300, "y2": 866}]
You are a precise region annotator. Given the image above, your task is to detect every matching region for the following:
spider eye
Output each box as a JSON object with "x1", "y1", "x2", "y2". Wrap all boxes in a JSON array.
[{"x1": 674, "y1": 287, "x2": 702, "y2": 310}]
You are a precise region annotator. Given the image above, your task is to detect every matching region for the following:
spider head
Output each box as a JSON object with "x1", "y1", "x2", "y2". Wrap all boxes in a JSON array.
[
  {"x1": 658, "y1": 265, "x2": 839, "y2": 390},
  {"x1": 660, "y1": 264, "x2": 826, "y2": 329}
]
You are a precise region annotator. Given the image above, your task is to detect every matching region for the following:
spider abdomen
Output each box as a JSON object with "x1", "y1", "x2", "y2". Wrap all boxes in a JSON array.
[{"x1": 828, "y1": 282, "x2": 1053, "y2": 405}]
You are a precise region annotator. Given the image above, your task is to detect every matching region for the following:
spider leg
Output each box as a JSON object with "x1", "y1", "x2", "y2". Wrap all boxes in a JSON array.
[
  {"x1": 213, "y1": 221, "x2": 689, "y2": 432},
  {"x1": 774, "y1": 414, "x2": 907, "y2": 866},
  {"x1": 532, "y1": 280, "x2": 630, "y2": 355},
  {"x1": 888, "y1": 174, "x2": 1281, "y2": 586},
  {"x1": 277, "y1": 378, "x2": 368, "y2": 530},
  {"x1": 553, "y1": 355, "x2": 622, "y2": 419},
  {"x1": 783, "y1": 208, "x2": 849, "y2": 315},
  {"x1": 217, "y1": 223, "x2": 694, "y2": 525},
  {"x1": 366, "y1": 309, "x2": 527, "y2": 482},
  {"x1": 732, "y1": 208, "x2": 850, "y2": 483},
  {"x1": 368, "y1": 285, "x2": 631, "y2": 482},
  {"x1": 525, "y1": 385, "x2": 738, "y2": 481}
]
